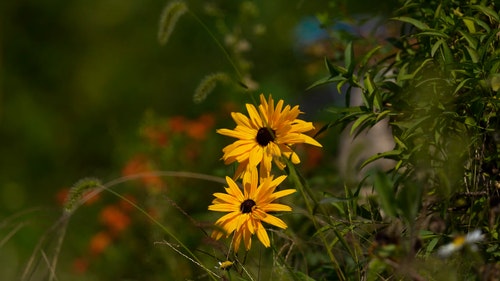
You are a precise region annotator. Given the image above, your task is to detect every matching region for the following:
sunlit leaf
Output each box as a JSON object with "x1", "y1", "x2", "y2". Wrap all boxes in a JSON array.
[
  {"x1": 392, "y1": 16, "x2": 430, "y2": 30},
  {"x1": 306, "y1": 75, "x2": 344, "y2": 90},
  {"x1": 359, "y1": 46, "x2": 382, "y2": 74},
  {"x1": 345, "y1": 41, "x2": 355, "y2": 75},
  {"x1": 431, "y1": 39, "x2": 444, "y2": 58},
  {"x1": 373, "y1": 91, "x2": 383, "y2": 111},
  {"x1": 325, "y1": 57, "x2": 347, "y2": 77},
  {"x1": 375, "y1": 110, "x2": 391, "y2": 122},
  {"x1": 471, "y1": 4, "x2": 499, "y2": 22},
  {"x1": 364, "y1": 73, "x2": 375, "y2": 95},
  {"x1": 393, "y1": 135, "x2": 407, "y2": 150},
  {"x1": 416, "y1": 30, "x2": 449, "y2": 38},
  {"x1": 458, "y1": 30, "x2": 478, "y2": 49},
  {"x1": 465, "y1": 46, "x2": 479, "y2": 63},
  {"x1": 361, "y1": 150, "x2": 402, "y2": 169},
  {"x1": 350, "y1": 114, "x2": 372, "y2": 135},
  {"x1": 463, "y1": 17, "x2": 476, "y2": 33},
  {"x1": 490, "y1": 73, "x2": 500, "y2": 91}
]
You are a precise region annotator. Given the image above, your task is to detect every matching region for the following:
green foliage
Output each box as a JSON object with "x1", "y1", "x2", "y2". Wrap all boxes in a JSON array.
[
  {"x1": 309, "y1": 0, "x2": 500, "y2": 279},
  {"x1": 4, "y1": 0, "x2": 500, "y2": 280}
]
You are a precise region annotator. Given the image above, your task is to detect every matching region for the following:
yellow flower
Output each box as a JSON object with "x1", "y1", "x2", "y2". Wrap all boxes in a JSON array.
[
  {"x1": 208, "y1": 174, "x2": 295, "y2": 251},
  {"x1": 217, "y1": 94, "x2": 322, "y2": 180}
]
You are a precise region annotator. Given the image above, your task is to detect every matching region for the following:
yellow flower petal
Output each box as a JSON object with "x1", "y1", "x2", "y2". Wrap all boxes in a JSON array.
[
  {"x1": 255, "y1": 222, "x2": 270, "y2": 248},
  {"x1": 271, "y1": 189, "x2": 296, "y2": 200},
  {"x1": 263, "y1": 203, "x2": 292, "y2": 212},
  {"x1": 231, "y1": 112, "x2": 252, "y2": 128},
  {"x1": 209, "y1": 173, "x2": 294, "y2": 251},
  {"x1": 225, "y1": 176, "x2": 244, "y2": 202},
  {"x1": 261, "y1": 213, "x2": 288, "y2": 229},
  {"x1": 246, "y1": 103, "x2": 263, "y2": 128},
  {"x1": 224, "y1": 141, "x2": 255, "y2": 159},
  {"x1": 216, "y1": 94, "x2": 322, "y2": 179},
  {"x1": 209, "y1": 203, "x2": 239, "y2": 212},
  {"x1": 216, "y1": 128, "x2": 249, "y2": 139},
  {"x1": 248, "y1": 146, "x2": 263, "y2": 167}
]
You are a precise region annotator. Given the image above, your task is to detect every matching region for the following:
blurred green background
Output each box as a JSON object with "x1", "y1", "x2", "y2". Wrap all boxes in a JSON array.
[{"x1": 0, "y1": 0, "x2": 396, "y2": 279}]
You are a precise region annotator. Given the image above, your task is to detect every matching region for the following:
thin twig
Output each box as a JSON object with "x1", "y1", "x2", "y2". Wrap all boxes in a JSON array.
[
  {"x1": 0, "y1": 222, "x2": 26, "y2": 248},
  {"x1": 154, "y1": 240, "x2": 220, "y2": 278}
]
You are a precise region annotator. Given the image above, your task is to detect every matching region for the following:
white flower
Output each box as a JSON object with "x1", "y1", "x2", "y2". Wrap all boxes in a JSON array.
[{"x1": 437, "y1": 229, "x2": 484, "y2": 258}]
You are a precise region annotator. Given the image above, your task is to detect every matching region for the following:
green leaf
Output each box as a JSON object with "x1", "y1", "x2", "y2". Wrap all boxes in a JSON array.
[
  {"x1": 465, "y1": 45, "x2": 479, "y2": 63},
  {"x1": 396, "y1": 182, "x2": 422, "y2": 223},
  {"x1": 426, "y1": 237, "x2": 440, "y2": 255},
  {"x1": 490, "y1": 73, "x2": 500, "y2": 91},
  {"x1": 472, "y1": 17, "x2": 491, "y2": 33},
  {"x1": 399, "y1": 120, "x2": 426, "y2": 140},
  {"x1": 361, "y1": 150, "x2": 402, "y2": 169},
  {"x1": 336, "y1": 80, "x2": 348, "y2": 97},
  {"x1": 392, "y1": 16, "x2": 430, "y2": 30},
  {"x1": 326, "y1": 105, "x2": 364, "y2": 115},
  {"x1": 431, "y1": 39, "x2": 444, "y2": 58},
  {"x1": 332, "y1": 227, "x2": 358, "y2": 260},
  {"x1": 398, "y1": 59, "x2": 433, "y2": 81},
  {"x1": 453, "y1": 78, "x2": 472, "y2": 95},
  {"x1": 350, "y1": 114, "x2": 372, "y2": 135},
  {"x1": 373, "y1": 90, "x2": 383, "y2": 111},
  {"x1": 292, "y1": 271, "x2": 317, "y2": 281},
  {"x1": 471, "y1": 4, "x2": 499, "y2": 22},
  {"x1": 364, "y1": 73, "x2": 375, "y2": 95},
  {"x1": 416, "y1": 30, "x2": 449, "y2": 38},
  {"x1": 367, "y1": 258, "x2": 388, "y2": 281},
  {"x1": 439, "y1": 41, "x2": 454, "y2": 68},
  {"x1": 359, "y1": 46, "x2": 382, "y2": 74},
  {"x1": 372, "y1": 170, "x2": 397, "y2": 218},
  {"x1": 477, "y1": 29, "x2": 499, "y2": 61},
  {"x1": 458, "y1": 30, "x2": 478, "y2": 49},
  {"x1": 345, "y1": 41, "x2": 355, "y2": 75},
  {"x1": 375, "y1": 110, "x2": 391, "y2": 122},
  {"x1": 464, "y1": 116, "x2": 477, "y2": 127},
  {"x1": 462, "y1": 18, "x2": 477, "y2": 35},
  {"x1": 306, "y1": 75, "x2": 344, "y2": 90},
  {"x1": 319, "y1": 196, "x2": 351, "y2": 204},
  {"x1": 393, "y1": 135, "x2": 407, "y2": 150},
  {"x1": 325, "y1": 57, "x2": 347, "y2": 77}
]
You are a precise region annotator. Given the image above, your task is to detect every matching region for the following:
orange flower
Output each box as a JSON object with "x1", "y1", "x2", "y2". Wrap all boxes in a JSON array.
[
  {"x1": 168, "y1": 115, "x2": 187, "y2": 133},
  {"x1": 55, "y1": 188, "x2": 69, "y2": 206},
  {"x1": 100, "y1": 205, "x2": 131, "y2": 234},
  {"x1": 142, "y1": 125, "x2": 169, "y2": 147},
  {"x1": 89, "y1": 231, "x2": 112, "y2": 256},
  {"x1": 122, "y1": 154, "x2": 150, "y2": 176},
  {"x1": 72, "y1": 257, "x2": 89, "y2": 274},
  {"x1": 118, "y1": 194, "x2": 137, "y2": 212},
  {"x1": 122, "y1": 154, "x2": 164, "y2": 191},
  {"x1": 185, "y1": 114, "x2": 215, "y2": 140}
]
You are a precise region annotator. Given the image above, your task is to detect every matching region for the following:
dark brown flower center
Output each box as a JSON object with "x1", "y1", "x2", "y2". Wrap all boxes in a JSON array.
[
  {"x1": 240, "y1": 199, "x2": 256, "y2": 213},
  {"x1": 256, "y1": 127, "x2": 275, "y2": 146}
]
